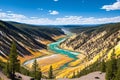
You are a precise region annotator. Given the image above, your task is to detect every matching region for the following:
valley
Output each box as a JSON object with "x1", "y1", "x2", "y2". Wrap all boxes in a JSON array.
[
  {"x1": 20, "y1": 22, "x2": 120, "y2": 79},
  {"x1": 22, "y1": 35, "x2": 83, "y2": 77},
  {"x1": 0, "y1": 21, "x2": 120, "y2": 80},
  {"x1": 1, "y1": 0, "x2": 120, "y2": 80}
]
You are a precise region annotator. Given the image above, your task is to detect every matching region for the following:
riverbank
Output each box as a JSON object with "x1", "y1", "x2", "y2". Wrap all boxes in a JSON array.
[
  {"x1": 25, "y1": 54, "x2": 73, "y2": 72},
  {"x1": 22, "y1": 35, "x2": 84, "y2": 78},
  {"x1": 19, "y1": 35, "x2": 65, "y2": 64},
  {"x1": 22, "y1": 37, "x2": 75, "y2": 72}
]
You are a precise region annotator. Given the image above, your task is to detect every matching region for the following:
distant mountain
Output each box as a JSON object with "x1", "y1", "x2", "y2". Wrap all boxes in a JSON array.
[{"x1": 0, "y1": 20, "x2": 64, "y2": 58}]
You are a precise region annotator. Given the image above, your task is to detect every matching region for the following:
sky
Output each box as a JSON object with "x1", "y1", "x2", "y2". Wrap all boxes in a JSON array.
[{"x1": 0, "y1": 0, "x2": 120, "y2": 25}]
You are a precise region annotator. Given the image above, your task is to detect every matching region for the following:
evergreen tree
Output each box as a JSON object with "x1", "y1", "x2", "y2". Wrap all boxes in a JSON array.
[
  {"x1": 114, "y1": 58, "x2": 120, "y2": 80},
  {"x1": 9, "y1": 41, "x2": 19, "y2": 80},
  {"x1": 106, "y1": 49, "x2": 117, "y2": 80},
  {"x1": 32, "y1": 58, "x2": 39, "y2": 79},
  {"x1": 106, "y1": 60, "x2": 113, "y2": 80},
  {"x1": 111, "y1": 49, "x2": 117, "y2": 74},
  {"x1": 100, "y1": 60, "x2": 106, "y2": 72},
  {"x1": 32, "y1": 58, "x2": 42, "y2": 80},
  {"x1": 114, "y1": 66, "x2": 120, "y2": 80},
  {"x1": 48, "y1": 65, "x2": 54, "y2": 79},
  {"x1": 36, "y1": 69, "x2": 42, "y2": 80}
]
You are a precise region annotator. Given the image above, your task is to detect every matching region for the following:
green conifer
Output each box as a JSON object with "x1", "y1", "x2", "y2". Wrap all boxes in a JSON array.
[
  {"x1": 106, "y1": 49, "x2": 117, "y2": 80},
  {"x1": 100, "y1": 60, "x2": 106, "y2": 72},
  {"x1": 48, "y1": 65, "x2": 54, "y2": 79},
  {"x1": 32, "y1": 58, "x2": 39, "y2": 79},
  {"x1": 9, "y1": 41, "x2": 20, "y2": 80}
]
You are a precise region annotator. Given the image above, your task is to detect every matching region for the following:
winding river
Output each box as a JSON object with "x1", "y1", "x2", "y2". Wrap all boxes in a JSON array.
[
  {"x1": 23, "y1": 36, "x2": 80, "y2": 68},
  {"x1": 48, "y1": 38, "x2": 79, "y2": 59}
]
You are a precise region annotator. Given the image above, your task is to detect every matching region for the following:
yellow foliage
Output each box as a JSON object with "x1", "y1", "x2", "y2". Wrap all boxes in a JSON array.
[
  {"x1": 56, "y1": 62, "x2": 89, "y2": 78},
  {"x1": 92, "y1": 49, "x2": 107, "y2": 63},
  {"x1": 41, "y1": 58, "x2": 72, "y2": 72},
  {"x1": 114, "y1": 43, "x2": 120, "y2": 56},
  {"x1": 56, "y1": 43, "x2": 120, "y2": 78},
  {"x1": 69, "y1": 59, "x2": 81, "y2": 67},
  {"x1": 107, "y1": 43, "x2": 120, "y2": 60},
  {"x1": 18, "y1": 49, "x2": 47, "y2": 64},
  {"x1": 25, "y1": 54, "x2": 73, "y2": 73},
  {"x1": 0, "y1": 56, "x2": 7, "y2": 62}
]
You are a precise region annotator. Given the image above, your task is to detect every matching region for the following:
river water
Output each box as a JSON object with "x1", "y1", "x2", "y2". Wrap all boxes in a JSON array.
[
  {"x1": 48, "y1": 38, "x2": 79, "y2": 59},
  {"x1": 23, "y1": 37, "x2": 80, "y2": 69}
]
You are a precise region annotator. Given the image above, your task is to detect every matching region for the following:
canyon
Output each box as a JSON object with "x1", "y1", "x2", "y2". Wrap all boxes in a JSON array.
[{"x1": 0, "y1": 21, "x2": 120, "y2": 79}]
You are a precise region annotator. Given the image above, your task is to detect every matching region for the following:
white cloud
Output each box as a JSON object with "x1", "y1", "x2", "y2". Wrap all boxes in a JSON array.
[
  {"x1": 0, "y1": 10, "x2": 120, "y2": 25},
  {"x1": 101, "y1": 0, "x2": 120, "y2": 11},
  {"x1": 49, "y1": 10, "x2": 59, "y2": 15},
  {"x1": 8, "y1": 13, "x2": 27, "y2": 19},
  {"x1": 0, "y1": 12, "x2": 7, "y2": 18},
  {"x1": 0, "y1": 12, "x2": 27, "y2": 21},
  {"x1": 53, "y1": 0, "x2": 59, "y2": 2},
  {"x1": 54, "y1": 16, "x2": 120, "y2": 25},
  {"x1": 16, "y1": 16, "x2": 120, "y2": 25}
]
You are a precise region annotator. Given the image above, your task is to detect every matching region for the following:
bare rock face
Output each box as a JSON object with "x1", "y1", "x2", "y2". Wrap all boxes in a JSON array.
[
  {"x1": 60, "y1": 23, "x2": 120, "y2": 59},
  {"x1": 0, "y1": 20, "x2": 64, "y2": 58}
]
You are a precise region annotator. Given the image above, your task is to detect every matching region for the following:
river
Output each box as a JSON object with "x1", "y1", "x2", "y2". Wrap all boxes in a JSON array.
[
  {"x1": 23, "y1": 36, "x2": 80, "y2": 69},
  {"x1": 48, "y1": 38, "x2": 79, "y2": 59}
]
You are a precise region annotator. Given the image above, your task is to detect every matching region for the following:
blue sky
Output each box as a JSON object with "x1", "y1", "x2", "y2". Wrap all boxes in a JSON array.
[{"x1": 0, "y1": 0, "x2": 120, "y2": 25}]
